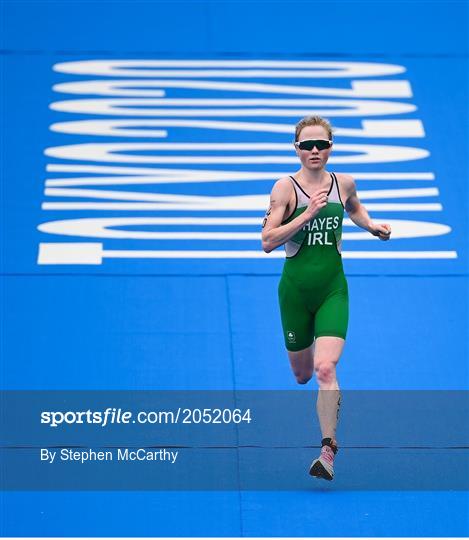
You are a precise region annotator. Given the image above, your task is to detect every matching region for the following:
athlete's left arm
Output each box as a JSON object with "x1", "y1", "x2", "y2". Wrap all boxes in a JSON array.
[{"x1": 340, "y1": 174, "x2": 391, "y2": 241}]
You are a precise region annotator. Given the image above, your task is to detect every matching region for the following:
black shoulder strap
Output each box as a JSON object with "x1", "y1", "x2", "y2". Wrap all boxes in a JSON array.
[
  {"x1": 331, "y1": 172, "x2": 345, "y2": 208},
  {"x1": 289, "y1": 176, "x2": 310, "y2": 198}
]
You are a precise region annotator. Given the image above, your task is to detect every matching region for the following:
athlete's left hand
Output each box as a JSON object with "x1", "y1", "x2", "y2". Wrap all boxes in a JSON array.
[{"x1": 370, "y1": 223, "x2": 391, "y2": 241}]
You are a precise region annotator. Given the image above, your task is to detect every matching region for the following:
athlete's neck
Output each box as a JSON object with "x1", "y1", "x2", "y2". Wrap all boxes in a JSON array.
[{"x1": 297, "y1": 167, "x2": 329, "y2": 187}]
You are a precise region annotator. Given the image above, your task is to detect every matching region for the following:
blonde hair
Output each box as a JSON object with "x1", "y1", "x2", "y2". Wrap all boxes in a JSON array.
[{"x1": 294, "y1": 115, "x2": 334, "y2": 141}]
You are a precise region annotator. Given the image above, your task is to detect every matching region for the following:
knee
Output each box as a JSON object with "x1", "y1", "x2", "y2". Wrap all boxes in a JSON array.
[
  {"x1": 314, "y1": 362, "x2": 336, "y2": 385},
  {"x1": 294, "y1": 370, "x2": 313, "y2": 385}
]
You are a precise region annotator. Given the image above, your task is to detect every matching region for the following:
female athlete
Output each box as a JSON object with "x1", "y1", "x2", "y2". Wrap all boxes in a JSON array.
[{"x1": 261, "y1": 115, "x2": 391, "y2": 480}]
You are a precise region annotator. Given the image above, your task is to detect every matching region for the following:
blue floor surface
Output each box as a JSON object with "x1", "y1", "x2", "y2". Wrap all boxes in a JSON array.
[{"x1": 2, "y1": 0, "x2": 468, "y2": 536}]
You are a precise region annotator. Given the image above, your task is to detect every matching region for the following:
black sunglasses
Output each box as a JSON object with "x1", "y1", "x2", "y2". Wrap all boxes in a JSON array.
[{"x1": 295, "y1": 139, "x2": 333, "y2": 151}]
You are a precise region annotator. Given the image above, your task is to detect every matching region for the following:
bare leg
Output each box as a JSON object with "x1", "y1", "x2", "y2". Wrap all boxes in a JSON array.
[
  {"x1": 287, "y1": 341, "x2": 315, "y2": 384},
  {"x1": 313, "y1": 336, "x2": 345, "y2": 446}
]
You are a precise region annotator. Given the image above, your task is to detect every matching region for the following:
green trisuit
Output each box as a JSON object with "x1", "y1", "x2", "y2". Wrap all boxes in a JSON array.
[{"x1": 278, "y1": 172, "x2": 349, "y2": 351}]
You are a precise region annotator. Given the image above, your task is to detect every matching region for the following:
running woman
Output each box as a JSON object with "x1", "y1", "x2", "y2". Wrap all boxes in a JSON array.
[{"x1": 261, "y1": 116, "x2": 391, "y2": 480}]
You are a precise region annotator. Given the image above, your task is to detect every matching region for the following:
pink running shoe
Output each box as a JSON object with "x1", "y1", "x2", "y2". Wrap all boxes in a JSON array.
[{"x1": 309, "y1": 442, "x2": 337, "y2": 481}]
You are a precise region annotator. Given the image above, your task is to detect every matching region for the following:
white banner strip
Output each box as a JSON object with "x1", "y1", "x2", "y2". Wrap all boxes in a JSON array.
[
  {"x1": 41, "y1": 202, "x2": 442, "y2": 211},
  {"x1": 36, "y1": 217, "x2": 451, "y2": 241},
  {"x1": 49, "y1": 118, "x2": 423, "y2": 138},
  {"x1": 105, "y1": 250, "x2": 458, "y2": 259},
  {"x1": 45, "y1": 164, "x2": 436, "y2": 182},
  {"x1": 37, "y1": 243, "x2": 458, "y2": 265},
  {"x1": 52, "y1": 59, "x2": 407, "y2": 78},
  {"x1": 52, "y1": 79, "x2": 412, "y2": 98},
  {"x1": 43, "y1": 187, "x2": 439, "y2": 202}
]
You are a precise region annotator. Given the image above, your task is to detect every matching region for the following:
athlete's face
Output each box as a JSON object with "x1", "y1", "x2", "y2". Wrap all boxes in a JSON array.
[{"x1": 294, "y1": 125, "x2": 333, "y2": 170}]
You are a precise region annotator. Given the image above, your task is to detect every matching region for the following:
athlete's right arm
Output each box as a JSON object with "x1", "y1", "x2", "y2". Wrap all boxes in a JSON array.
[{"x1": 261, "y1": 178, "x2": 328, "y2": 253}]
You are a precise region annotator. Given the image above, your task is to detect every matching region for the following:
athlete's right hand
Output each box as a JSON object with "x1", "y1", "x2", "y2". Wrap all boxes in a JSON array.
[{"x1": 302, "y1": 188, "x2": 330, "y2": 221}]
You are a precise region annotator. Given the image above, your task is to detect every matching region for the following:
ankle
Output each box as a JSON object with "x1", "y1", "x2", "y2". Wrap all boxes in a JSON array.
[{"x1": 321, "y1": 437, "x2": 338, "y2": 454}]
